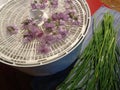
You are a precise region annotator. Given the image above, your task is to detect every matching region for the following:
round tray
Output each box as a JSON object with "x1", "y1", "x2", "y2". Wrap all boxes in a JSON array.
[{"x1": 0, "y1": 0, "x2": 91, "y2": 67}]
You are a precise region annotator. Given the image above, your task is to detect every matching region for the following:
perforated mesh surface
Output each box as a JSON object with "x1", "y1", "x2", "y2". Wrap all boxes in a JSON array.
[{"x1": 0, "y1": 0, "x2": 90, "y2": 67}]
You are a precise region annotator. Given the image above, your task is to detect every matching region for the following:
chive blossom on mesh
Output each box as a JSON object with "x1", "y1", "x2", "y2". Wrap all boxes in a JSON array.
[{"x1": 7, "y1": 25, "x2": 18, "y2": 35}]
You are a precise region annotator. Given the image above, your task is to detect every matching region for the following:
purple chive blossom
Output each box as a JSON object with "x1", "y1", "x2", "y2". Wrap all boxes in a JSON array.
[
  {"x1": 21, "y1": 19, "x2": 33, "y2": 30},
  {"x1": 62, "y1": 14, "x2": 69, "y2": 21},
  {"x1": 58, "y1": 13, "x2": 69, "y2": 21},
  {"x1": 7, "y1": 25, "x2": 18, "y2": 35},
  {"x1": 51, "y1": 0, "x2": 58, "y2": 8},
  {"x1": 31, "y1": 3, "x2": 37, "y2": 9},
  {"x1": 38, "y1": 44, "x2": 50, "y2": 54},
  {"x1": 27, "y1": 23, "x2": 37, "y2": 34},
  {"x1": 23, "y1": 32, "x2": 34, "y2": 44},
  {"x1": 72, "y1": 20, "x2": 81, "y2": 26},
  {"x1": 36, "y1": 3, "x2": 46, "y2": 9},
  {"x1": 31, "y1": 0, "x2": 47, "y2": 10},
  {"x1": 65, "y1": 0, "x2": 72, "y2": 3},
  {"x1": 54, "y1": 34, "x2": 63, "y2": 41},
  {"x1": 41, "y1": 34, "x2": 56, "y2": 45},
  {"x1": 52, "y1": 12, "x2": 69, "y2": 21},
  {"x1": 52, "y1": 13, "x2": 58, "y2": 21},
  {"x1": 36, "y1": 30, "x2": 43, "y2": 38},
  {"x1": 64, "y1": 10, "x2": 70, "y2": 15},
  {"x1": 59, "y1": 19, "x2": 65, "y2": 25},
  {"x1": 40, "y1": 34, "x2": 63, "y2": 45},
  {"x1": 58, "y1": 26, "x2": 68, "y2": 38},
  {"x1": 72, "y1": 16, "x2": 81, "y2": 26},
  {"x1": 65, "y1": 9, "x2": 76, "y2": 16},
  {"x1": 23, "y1": 36, "x2": 33, "y2": 44},
  {"x1": 44, "y1": 22, "x2": 55, "y2": 29},
  {"x1": 57, "y1": 13, "x2": 64, "y2": 19},
  {"x1": 28, "y1": 22, "x2": 43, "y2": 37}
]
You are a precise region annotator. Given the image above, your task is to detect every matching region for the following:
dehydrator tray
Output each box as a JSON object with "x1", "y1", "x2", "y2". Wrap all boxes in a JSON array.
[{"x1": 0, "y1": 0, "x2": 91, "y2": 67}]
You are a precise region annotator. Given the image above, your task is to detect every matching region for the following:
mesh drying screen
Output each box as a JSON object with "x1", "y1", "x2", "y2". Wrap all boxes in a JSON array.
[{"x1": 0, "y1": 0, "x2": 90, "y2": 67}]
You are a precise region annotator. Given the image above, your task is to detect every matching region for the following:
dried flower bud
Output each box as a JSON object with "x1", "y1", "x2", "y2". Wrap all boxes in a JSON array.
[{"x1": 7, "y1": 25, "x2": 18, "y2": 35}]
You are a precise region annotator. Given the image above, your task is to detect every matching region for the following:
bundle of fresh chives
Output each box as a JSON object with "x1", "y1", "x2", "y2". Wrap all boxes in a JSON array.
[{"x1": 57, "y1": 13, "x2": 120, "y2": 90}]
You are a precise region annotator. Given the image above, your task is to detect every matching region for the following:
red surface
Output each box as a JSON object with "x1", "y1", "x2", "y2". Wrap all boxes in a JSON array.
[{"x1": 86, "y1": 0, "x2": 103, "y2": 15}]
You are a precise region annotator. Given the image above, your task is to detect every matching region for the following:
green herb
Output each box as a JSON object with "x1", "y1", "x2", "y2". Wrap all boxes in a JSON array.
[{"x1": 57, "y1": 13, "x2": 120, "y2": 90}]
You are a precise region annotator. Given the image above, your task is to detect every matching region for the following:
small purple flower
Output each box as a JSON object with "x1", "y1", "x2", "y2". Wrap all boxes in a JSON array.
[
  {"x1": 23, "y1": 36, "x2": 33, "y2": 44},
  {"x1": 58, "y1": 13, "x2": 69, "y2": 21},
  {"x1": 31, "y1": 3, "x2": 37, "y2": 9},
  {"x1": 72, "y1": 16, "x2": 81, "y2": 26},
  {"x1": 54, "y1": 34, "x2": 63, "y2": 42},
  {"x1": 28, "y1": 23, "x2": 44, "y2": 38},
  {"x1": 52, "y1": 12, "x2": 69, "y2": 21},
  {"x1": 65, "y1": 0, "x2": 72, "y2": 3},
  {"x1": 44, "y1": 22, "x2": 55, "y2": 29},
  {"x1": 41, "y1": 33, "x2": 63, "y2": 45},
  {"x1": 36, "y1": 3, "x2": 46, "y2": 9},
  {"x1": 36, "y1": 30, "x2": 43, "y2": 38},
  {"x1": 21, "y1": 19, "x2": 33, "y2": 30},
  {"x1": 7, "y1": 25, "x2": 18, "y2": 35},
  {"x1": 41, "y1": 34, "x2": 56, "y2": 45},
  {"x1": 59, "y1": 20, "x2": 65, "y2": 25},
  {"x1": 62, "y1": 14, "x2": 69, "y2": 21},
  {"x1": 57, "y1": 13, "x2": 64, "y2": 19},
  {"x1": 51, "y1": 0, "x2": 58, "y2": 8},
  {"x1": 58, "y1": 26, "x2": 68, "y2": 38},
  {"x1": 72, "y1": 20, "x2": 81, "y2": 26},
  {"x1": 23, "y1": 32, "x2": 34, "y2": 44},
  {"x1": 27, "y1": 23, "x2": 37, "y2": 33},
  {"x1": 38, "y1": 44, "x2": 50, "y2": 54},
  {"x1": 52, "y1": 13, "x2": 58, "y2": 21},
  {"x1": 65, "y1": 9, "x2": 76, "y2": 17}
]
